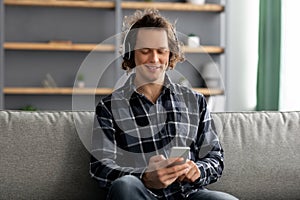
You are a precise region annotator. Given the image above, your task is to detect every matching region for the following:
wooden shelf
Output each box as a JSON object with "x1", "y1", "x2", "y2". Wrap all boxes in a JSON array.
[
  {"x1": 4, "y1": 0, "x2": 115, "y2": 9},
  {"x1": 3, "y1": 87, "x2": 113, "y2": 95},
  {"x1": 4, "y1": 0, "x2": 224, "y2": 12},
  {"x1": 4, "y1": 87, "x2": 224, "y2": 96},
  {"x1": 193, "y1": 88, "x2": 224, "y2": 96},
  {"x1": 4, "y1": 42, "x2": 223, "y2": 54},
  {"x1": 183, "y1": 46, "x2": 224, "y2": 54},
  {"x1": 4, "y1": 42, "x2": 115, "y2": 52},
  {"x1": 121, "y1": 2, "x2": 224, "y2": 12}
]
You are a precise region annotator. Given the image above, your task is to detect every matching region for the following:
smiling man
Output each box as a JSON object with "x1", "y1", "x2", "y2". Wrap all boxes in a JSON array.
[{"x1": 90, "y1": 9, "x2": 238, "y2": 200}]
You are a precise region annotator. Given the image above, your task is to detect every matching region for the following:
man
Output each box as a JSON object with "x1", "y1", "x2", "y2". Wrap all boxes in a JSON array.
[{"x1": 90, "y1": 9, "x2": 237, "y2": 200}]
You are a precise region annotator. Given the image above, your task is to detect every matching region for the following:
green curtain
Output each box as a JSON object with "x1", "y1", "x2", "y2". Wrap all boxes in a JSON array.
[{"x1": 256, "y1": 0, "x2": 281, "y2": 111}]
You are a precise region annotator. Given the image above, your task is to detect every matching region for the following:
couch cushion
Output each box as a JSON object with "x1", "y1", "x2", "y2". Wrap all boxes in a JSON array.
[{"x1": 209, "y1": 111, "x2": 300, "y2": 200}]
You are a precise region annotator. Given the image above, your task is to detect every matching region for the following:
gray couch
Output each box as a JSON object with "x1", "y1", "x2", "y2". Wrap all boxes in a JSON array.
[{"x1": 0, "y1": 110, "x2": 299, "y2": 200}]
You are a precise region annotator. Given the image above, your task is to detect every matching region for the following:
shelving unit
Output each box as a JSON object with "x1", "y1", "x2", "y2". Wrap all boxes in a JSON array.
[
  {"x1": 0, "y1": 0, "x2": 226, "y2": 110},
  {"x1": 0, "y1": 0, "x2": 4, "y2": 108}
]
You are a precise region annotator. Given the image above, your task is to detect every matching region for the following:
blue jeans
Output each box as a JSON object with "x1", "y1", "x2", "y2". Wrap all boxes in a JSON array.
[{"x1": 107, "y1": 175, "x2": 238, "y2": 200}]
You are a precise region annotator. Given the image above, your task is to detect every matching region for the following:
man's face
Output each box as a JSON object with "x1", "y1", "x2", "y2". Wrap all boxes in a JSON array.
[{"x1": 134, "y1": 28, "x2": 170, "y2": 84}]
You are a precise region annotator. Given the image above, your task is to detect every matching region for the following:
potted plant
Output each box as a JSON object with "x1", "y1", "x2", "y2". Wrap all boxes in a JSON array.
[
  {"x1": 77, "y1": 73, "x2": 85, "y2": 88},
  {"x1": 187, "y1": 33, "x2": 200, "y2": 47},
  {"x1": 20, "y1": 105, "x2": 38, "y2": 111}
]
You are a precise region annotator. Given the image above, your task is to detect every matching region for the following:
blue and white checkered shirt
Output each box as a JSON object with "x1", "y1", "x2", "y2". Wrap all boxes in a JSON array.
[{"x1": 90, "y1": 74, "x2": 224, "y2": 199}]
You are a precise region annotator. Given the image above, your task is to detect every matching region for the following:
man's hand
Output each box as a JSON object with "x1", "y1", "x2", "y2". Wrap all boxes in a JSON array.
[
  {"x1": 177, "y1": 159, "x2": 201, "y2": 183},
  {"x1": 142, "y1": 155, "x2": 190, "y2": 189}
]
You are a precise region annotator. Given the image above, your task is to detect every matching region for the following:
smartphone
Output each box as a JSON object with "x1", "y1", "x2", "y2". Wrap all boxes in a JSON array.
[{"x1": 168, "y1": 147, "x2": 190, "y2": 166}]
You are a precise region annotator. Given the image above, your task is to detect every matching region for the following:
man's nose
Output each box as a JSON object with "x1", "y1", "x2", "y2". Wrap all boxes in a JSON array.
[{"x1": 150, "y1": 50, "x2": 159, "y2": 63}]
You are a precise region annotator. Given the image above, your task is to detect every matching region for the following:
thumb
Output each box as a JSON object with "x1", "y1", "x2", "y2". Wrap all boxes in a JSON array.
[{"x1": 149, "y1": 155, "x2": 166, "y2": 163}]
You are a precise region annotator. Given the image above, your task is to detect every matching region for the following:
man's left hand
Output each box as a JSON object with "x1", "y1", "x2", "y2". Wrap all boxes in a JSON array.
[{"x1": 177, "y1": 159, "x2": 200, "y2": 183}]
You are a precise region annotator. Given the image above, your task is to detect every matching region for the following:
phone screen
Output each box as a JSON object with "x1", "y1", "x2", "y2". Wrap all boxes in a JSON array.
[{"x1": 168, "y1": 147, "x2": 190, "y2": 166}]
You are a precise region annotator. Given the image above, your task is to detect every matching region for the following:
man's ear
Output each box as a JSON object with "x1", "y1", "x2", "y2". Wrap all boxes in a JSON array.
[
  {"x1": 168, "y1": 52, "x2": 173, "y2": 69},
  {"x1": 168, "y1": 52, "x2": 173, "y2": 63}
]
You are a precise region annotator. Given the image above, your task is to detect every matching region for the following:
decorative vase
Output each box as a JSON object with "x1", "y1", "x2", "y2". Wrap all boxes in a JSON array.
[
  {"x1": 77, "y1": 81, "x2": 85, "y2": 88},
  {"x1": 188, "y1": 36, "x2": 200, "y2": 47},
  {"x1": 187, "y1": 0, "x2": 205, "y2": 5},
  {"x1": 202, "y1": 62, "x2": 220, "y2": 88}
]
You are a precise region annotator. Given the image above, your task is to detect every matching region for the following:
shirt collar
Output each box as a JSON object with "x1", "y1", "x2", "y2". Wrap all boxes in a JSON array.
[{"x1": 121, "y1": 73, "x2": 177, "y2": 99}]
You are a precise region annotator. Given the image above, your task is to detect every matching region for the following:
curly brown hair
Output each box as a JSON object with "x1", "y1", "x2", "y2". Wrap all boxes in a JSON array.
[{"x1": 121, "y1": 9, "x2": 185, "y2": 72}]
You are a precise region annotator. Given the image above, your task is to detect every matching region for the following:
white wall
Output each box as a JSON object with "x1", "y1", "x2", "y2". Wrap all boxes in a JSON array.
[
  {"x1": 225, "y1": 0, "x2": 259, "y2": 111},
  {"x1": 280, "y1": 0, "x2": 300, "y2": 111}
]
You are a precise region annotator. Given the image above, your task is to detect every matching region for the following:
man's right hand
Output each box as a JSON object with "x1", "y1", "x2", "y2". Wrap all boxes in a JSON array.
[{"x1": 142, "y1": 155, "x2": 190, "y2": 189}]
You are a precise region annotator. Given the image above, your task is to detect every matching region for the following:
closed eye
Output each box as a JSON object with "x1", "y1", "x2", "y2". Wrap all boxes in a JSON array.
[
  {"x1": 137, "y1": 48, "x2": 169, "y2": 54},
  {"x1": 139, "y1": 48, "x2": 151, "y2": 54},
  {"x1": 157, "y1": 48, "x2": 169, "y2": 54}
]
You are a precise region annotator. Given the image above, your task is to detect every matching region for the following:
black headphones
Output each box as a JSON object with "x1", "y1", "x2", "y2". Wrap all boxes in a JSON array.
[
  {"x1": 122, "y1": 24, "x2": 135, "y2": 61},
  {"x1": 122, "y1": 25, "x2": 180, "y2": 61}
]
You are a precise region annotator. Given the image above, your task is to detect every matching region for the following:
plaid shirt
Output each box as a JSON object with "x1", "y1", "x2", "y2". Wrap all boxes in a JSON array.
[{"x1": 90, "y1": 74, "x2": 224, "y2": 199}]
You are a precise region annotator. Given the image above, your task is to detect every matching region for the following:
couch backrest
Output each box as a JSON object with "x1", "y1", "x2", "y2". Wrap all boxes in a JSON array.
[
  {"x1": 0, "y1": 111, "x2": 101, "y2": 200},
  {"x1": 0, "y1": 110, "x2": 299, "y2": 200},
  {"x1": 209, "y1": 111, "x2": 300, "y2": 200}
]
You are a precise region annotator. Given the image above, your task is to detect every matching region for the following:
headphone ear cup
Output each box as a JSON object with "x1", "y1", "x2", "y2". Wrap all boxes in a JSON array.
[
  {"x1": 123, "y1": 42, "x2": 131, "y2": 60},
  {"x1": 122, "y1": 27, "x2": 132, "y2": 60}
]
